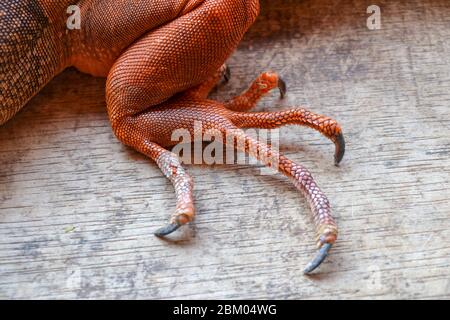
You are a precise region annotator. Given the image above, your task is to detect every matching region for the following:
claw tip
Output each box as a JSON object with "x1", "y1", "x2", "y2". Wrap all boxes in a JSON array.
[
  {"x1": 278, "y1": 78, "x2": 287, "y2": 99},
  {"x1": 334, "y1": 133, "x2": 345, "y2": 166},
  {"x1": 224, "y1": 65, "x2": 231, "y2": 83},
  {"x1": 154, "y1": 223, "x2": 180, "y2": 237},
  {"x1": 303, "y1": 243, "x2": 332, "y2": 274}
]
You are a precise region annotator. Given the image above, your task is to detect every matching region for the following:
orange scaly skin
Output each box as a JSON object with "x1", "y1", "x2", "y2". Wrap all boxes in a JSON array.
[{"x1": 0, "y1": 0, "x2": 345, "y2": 273}]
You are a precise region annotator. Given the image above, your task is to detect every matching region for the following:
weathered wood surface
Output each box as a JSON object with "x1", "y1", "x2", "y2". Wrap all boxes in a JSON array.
[{"x1": 1, "y1": 0, "x2": 449, "y2": 299}]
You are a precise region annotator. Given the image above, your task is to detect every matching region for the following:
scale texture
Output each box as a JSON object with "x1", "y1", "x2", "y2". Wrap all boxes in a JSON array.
[
  {"x1": 1, "y1": 0, "x2": 342, "y2": 274},
  {"x1": 0, "y1": 0, "x2": 449, "y2": 299}
]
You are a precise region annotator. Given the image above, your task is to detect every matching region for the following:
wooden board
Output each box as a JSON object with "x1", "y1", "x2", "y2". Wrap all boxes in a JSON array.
[{"x1": 1, "y1": 0, "x2": 449, "y2": 299}]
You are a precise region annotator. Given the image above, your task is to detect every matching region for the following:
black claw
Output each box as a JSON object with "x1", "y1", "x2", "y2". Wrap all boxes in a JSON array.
[
  {"x1": 334, "y1": 133, "x2": 346, "y2": 166},
  {"x1": 303, "y1": 243, "x2": 333, "y2": 274},
  {"x1": 154, "y1": 223, "x2": 180, "y2": 237},
  {"x1": 223, "y1": 65, "x2": 231, "y2": 83},
  {"x1": 278, "y1": 77, "x2": 287, "y2": 99}
]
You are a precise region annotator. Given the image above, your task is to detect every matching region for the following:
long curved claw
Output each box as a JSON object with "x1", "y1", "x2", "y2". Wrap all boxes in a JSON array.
[
  {"x1": 334, "y1": 133, "x2": 346, "y2": 166},
  {"x1": 278, "y1": 77, "x2": 287, "y2": 99},
  {"x1": 154, "y1": 222, "x2": 180, "y2": 237},
  {"x1": 223, "y1": 65, "x2": 231, "y2": 83},
  {"x1": 303, "y1": 243, "x2": 333, "y2": 274}
]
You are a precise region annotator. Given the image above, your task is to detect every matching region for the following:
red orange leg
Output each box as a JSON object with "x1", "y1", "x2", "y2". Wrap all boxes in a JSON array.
[
  {"x1": 230, "y1": 108, "x2": 346, "y2": 165},
  {"x1": 101, "y1": 0, "x2": 339, "y2": 271},
  {"x1": 224, "y1": 72, "x2": 286, "y2": 112},
  {"x1": 104, "y1": 0, "x2": 259, "y2": 237}
]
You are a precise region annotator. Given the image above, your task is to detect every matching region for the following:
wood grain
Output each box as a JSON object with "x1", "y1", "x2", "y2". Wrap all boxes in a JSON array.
[{"x1": 1, "y1": 0, "x2": 449, "y2": 299}]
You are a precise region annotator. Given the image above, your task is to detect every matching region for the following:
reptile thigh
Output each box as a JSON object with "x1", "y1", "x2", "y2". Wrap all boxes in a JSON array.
[
  {"x1": 0, "y1": 1, "x2": 67, "y2": 125},
  {"x1": 105, "y1": 0, "x2": 260, "y2": 136}
]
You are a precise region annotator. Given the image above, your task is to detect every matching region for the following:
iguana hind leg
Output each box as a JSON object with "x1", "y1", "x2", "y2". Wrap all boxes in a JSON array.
[
  {"x1": 105, "y1": 0, "x2": 340, "y2": 273},
  {"x1": 105, "y1": 0, "x2": 259, "y2": 236}
]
